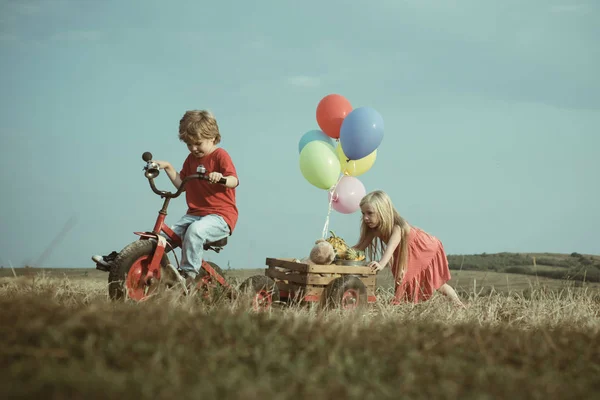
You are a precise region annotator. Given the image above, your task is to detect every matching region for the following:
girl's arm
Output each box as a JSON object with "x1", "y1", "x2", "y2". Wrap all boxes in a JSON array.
[
  {"x1": 353, "y1": 232, "x2": 374, "y2": 251},
  {"x1": 378, "y1": 225, "x2": 402, "y2": 267}
]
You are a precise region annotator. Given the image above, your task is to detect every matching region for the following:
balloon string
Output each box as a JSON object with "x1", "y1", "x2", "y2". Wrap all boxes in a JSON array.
[{"x1": 321, "y1": 171, "x2": 346, "y2": 239}]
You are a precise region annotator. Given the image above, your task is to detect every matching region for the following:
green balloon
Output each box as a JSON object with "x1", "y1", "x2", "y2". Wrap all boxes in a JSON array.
[{"x1": 299, "y1": 141, "x2": 341, "y2": 190}]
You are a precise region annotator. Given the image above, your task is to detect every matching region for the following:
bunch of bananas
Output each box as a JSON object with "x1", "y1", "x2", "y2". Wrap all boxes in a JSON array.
[{"x1": 325, "y1": 231, "x2": 366, "y2": 261}]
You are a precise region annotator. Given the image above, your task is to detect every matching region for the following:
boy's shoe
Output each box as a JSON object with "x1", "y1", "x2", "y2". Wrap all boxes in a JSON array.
[
  {"x1": 92, "y1": 251, "x2": 119, "y2": 272},
  {"x1": 162, "y1": 265, "x2": 197, "y2": 295},
  {"x1": 179, "y1": 272, "x2": 197, "y2": 296},
  {"x1": 162, "y1": 264, "x2": 186, "y2": 287},
  {"x1": 184, "y1": 275, "x2": 197, "y2": 294}
]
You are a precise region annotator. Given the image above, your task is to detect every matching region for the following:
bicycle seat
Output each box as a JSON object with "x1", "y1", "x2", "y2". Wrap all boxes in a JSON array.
[{"x1": 204, "y1": 237, "x2": 228, "y2": 251}]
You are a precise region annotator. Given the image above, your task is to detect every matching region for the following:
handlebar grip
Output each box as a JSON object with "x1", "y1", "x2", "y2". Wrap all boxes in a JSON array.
[
  {"x1": 199, "y1": 175, "x2": 228, "y2": 185},
  {"x1": 142, "y1": 152, "x2": 153, "y2": 162}
]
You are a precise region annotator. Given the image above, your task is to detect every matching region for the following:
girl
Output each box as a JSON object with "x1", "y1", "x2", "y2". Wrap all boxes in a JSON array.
[{"x1": 354, "y1": 190, "x2": 465, "y2": 307}]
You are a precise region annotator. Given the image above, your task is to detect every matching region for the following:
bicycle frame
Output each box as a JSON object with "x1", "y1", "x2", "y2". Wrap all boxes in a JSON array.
[{"x1": 132, "y1": 157, "x2": 230, "y2": 288}]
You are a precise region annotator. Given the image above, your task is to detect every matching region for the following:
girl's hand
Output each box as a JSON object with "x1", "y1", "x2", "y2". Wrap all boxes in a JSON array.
[
  {"x1": 396, "y1": 268, "x2": 406, "y2": 285},
  {"x1": 368, "y1": 261, "x2": 384, "y2": 272},
  {"x1": 208, "y1": 172, "x2": 224, "y2": 184}
]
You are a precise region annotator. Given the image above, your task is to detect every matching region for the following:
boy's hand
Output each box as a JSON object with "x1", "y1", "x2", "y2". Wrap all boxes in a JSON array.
[
  {"x1": 153, "y1": 160, "x2": 173, "y2": 171},
  {"x1": 151, "y1": 160, "x2": 181, "y2": 188},
  {"x1": 208, "y1": 172, "x2": 224, "y2": 184}
]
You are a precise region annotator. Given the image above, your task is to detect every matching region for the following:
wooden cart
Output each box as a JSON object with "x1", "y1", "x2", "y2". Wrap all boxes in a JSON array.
[{"x1": 239, "y1": 257, "x2": 377, "y2": 310}]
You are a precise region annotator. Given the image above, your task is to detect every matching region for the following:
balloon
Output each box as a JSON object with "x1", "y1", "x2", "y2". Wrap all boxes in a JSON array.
[
  {"x1": 336, "y1": 143, "x2": 376, "y2": 177},
  {"x1": 328, "y1": 176, "x2": 366, "y2": 214},
  {"x1": 316, "y1": 94, "x2": 353, "y2": 139},
  {"x1": 299, "y1": 141, "x2": 341, "y2": 190},
  {"x1": 339, "y1": 107, "x2": 384, "y2": 160},
  {"x1": 298, "y1": 129, "x2": 336, "y2": 154}
]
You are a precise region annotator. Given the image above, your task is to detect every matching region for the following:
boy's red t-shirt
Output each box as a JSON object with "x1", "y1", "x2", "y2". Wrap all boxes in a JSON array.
[{"x1": 179, "y1": 148, "x2": 239, "y2": 234}]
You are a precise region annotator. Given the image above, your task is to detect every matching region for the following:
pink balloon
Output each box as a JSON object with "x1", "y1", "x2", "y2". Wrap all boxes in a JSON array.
[{"x1": 328, "y1": 176, "x2": 366, "y2": 214}]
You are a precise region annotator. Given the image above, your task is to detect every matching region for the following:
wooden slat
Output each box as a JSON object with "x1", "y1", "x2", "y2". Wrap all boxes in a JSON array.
[
  {"x1": 266, "y1": 267, "x2": 307, "y2": 285},
  {"x1": 267, "y1": 267, "x2": 377, "y2": 287},
  {"x1": 307, "y1": 264, "x2": 375, "y2": 275},
  {"x1": 281, "y1": 285, "x2": 374, "y2": 302},
  {"x1": 275, "y1": 281, "x2": 306, "y2": 293},
  {"x1": 277, "y1": 282, "x2": 324, "y2": 298},
  {"x1": 275, "y1": 276, "x2": 376, "y2": 303},
  {"x1": 266, "y1": 257, "x2": 376, "y2": 276},
  {"x1": 265, "y1": 267, "x2": 301, "y2": 284},
  {"x1": 267, "y1": 266, "x2": 377, "y2": 287},
  {"x1": 266, "y1": 258, "x2": 308, "y2": 272},
  {"x1": 265, "y1": 267, "x2": 333, "y2": 286}
]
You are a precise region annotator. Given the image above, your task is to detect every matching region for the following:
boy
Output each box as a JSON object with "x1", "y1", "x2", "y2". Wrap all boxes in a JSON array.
[{"x1": 93, "y1": 110, "x2": 239, "y2": 288}]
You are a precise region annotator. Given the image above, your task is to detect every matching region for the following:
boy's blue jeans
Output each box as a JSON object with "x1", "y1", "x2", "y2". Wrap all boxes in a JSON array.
[{"x1": 162, "y1": 214, "x2": 230, "y2": 278}]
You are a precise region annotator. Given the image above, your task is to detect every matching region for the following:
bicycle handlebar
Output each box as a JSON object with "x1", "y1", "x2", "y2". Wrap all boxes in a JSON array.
[{"x1": 142, "y1": 151, "x2": 227, "y2": 199}]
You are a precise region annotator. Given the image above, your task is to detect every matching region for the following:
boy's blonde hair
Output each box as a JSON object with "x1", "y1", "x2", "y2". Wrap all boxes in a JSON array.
[
  {"x1": 178, "y1": 110, "x2": 221, "y2": 144},
  {"x1": 358, "y1": 190, "x2": 410, "y2": 277}
]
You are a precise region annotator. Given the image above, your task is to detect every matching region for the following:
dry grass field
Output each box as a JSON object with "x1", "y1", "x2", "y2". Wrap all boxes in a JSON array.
[{"x1": 1, "y1": 267, "x2": 599, "y2": 399}]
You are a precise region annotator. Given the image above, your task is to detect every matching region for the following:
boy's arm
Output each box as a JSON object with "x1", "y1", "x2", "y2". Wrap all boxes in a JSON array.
[
  {"x1": 155, "y1": 161, "x2": 183, "y2": 189},
  {"x1": 214, "y1": 149, "x2": 239, "y2": 189},
  {"x1": 223, "y1": 175, "x2": 238, "y2": 188}
]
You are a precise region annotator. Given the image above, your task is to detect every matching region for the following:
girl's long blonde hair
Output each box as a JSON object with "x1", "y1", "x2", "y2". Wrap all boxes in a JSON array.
[{"x1": 358, "y1": 191, "x2": 410, "y2": 276}]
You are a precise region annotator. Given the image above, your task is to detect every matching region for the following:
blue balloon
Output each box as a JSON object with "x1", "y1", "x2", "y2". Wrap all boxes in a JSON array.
[
  {"x1": 339, "y1": 107, "x2": 384, "y2": 160},
  {"x1": 298, "y1": 129, "x2": 336, "y2": 154}
]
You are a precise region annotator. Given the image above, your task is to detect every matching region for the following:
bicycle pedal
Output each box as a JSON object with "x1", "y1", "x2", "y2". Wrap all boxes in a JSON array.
[
  {"x1": 92, "y1": 255, "x2": 113, "y2": 272},
  {"x1": 95, "y1": 263, "x2": 110, "y2": 272}
]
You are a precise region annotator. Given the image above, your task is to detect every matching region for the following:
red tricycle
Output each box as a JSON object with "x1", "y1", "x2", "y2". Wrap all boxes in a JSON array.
[
  {"x1": 96, "y1": 151, "x2": 375, "y2": 311},
  {"x1": 102, "y1": 151, "x2": 235, "y2": 301}
]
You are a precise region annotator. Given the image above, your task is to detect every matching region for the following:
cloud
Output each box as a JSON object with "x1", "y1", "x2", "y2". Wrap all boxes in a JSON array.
[
  {"x1": 0, "y1": 0, "x2": 88, "y2": 45},
  {"x1": 0, "y1": 30, "x2": 103, "y2": 46},
  {"x1": 51, "y1": 30, "x2": 103, "y2": 41},
  {"x1": 0, "y1": 33, "x2": 19, "y2": 43},
  {"x1": 287, "y1": 75, "x2": 321, "y2": 88},
  {"x1": 2, "y1": 0, "x2": 68, "y2": 18},
  {"x1": 550, "y1": 4, "x2": 589, "y2": 13},
  {"x1": 2, "y1": 0, "x2": 68, "y2": 16},
  {"x1": 335, "y1": 0, "x2": 600, "y2": 110},
  {"x1": 10, "y1": 2, "x2": 42, "y2": 15},
  {"x1": 248, "y1": 37, "x2": 269, "y2": 50}
]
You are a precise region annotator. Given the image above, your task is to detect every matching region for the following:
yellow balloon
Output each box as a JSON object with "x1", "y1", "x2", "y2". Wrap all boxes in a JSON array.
[{"x1": 336, "y1": 143, "x2": 377, "y2": 176}]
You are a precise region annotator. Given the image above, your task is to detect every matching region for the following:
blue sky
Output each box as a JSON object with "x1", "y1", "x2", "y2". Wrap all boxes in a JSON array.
[{"x1": 1, "y1": 0, "x2": 599, "y2": 269}]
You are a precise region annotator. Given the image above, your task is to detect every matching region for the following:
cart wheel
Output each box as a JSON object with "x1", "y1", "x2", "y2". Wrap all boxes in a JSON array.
[
  {"x1": 321, "y1": 275, "x2": 367, "y2": 311},
  {"x1": 108, "y1": 240, "x2": 169, "y2": 301},
  {"x1": 195, "y1": 261, "x2": 229, "y2": 300},
  {"x1": 239, "y1": 275, "x2": 280, "y2": 311}
]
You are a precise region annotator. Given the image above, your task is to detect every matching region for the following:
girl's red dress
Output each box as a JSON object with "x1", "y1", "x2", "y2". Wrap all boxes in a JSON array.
[{"x1": 391, "y1": 226, "x2": 452, "y2": 304}]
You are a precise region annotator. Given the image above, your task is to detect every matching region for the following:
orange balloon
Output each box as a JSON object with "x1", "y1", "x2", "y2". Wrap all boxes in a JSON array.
[{"x1": 316, "y1": 94, "x2": 352, "y2": 139}]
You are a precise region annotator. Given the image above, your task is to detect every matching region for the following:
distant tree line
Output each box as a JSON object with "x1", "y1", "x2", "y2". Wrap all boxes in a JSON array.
[{"x1": 448, "y1": 252, "x2": 600, "y2": 283}]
